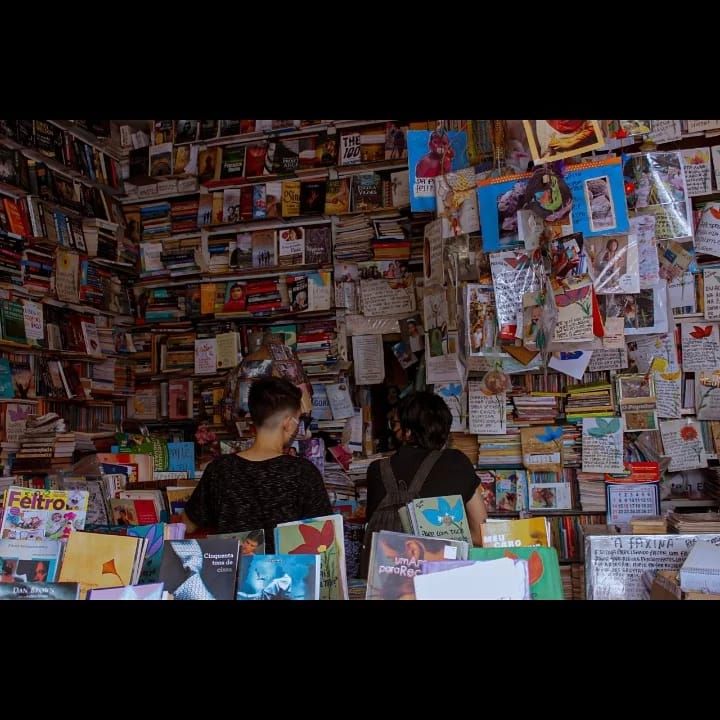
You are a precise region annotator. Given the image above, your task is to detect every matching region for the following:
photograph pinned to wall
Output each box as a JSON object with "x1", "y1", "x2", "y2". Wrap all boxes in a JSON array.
[
  {"x1": 584, "y1": 176, "x2": 616, "y2": 232},
  {"x1": 517, "y1": 209, "x2": 543, "y2": 250},
  {"x1": 391, "y1": 341, "x2": 417, "y2": 369},
  {"x1": 504, "y1": 120, "x2": 532, "y2": 173},
  {"x1": 423, "y1": 289, "x2": 449, "y2": 357},
  {"x1": 600, "y1": 286, "x2": 667, "y2": 336},
  {"x1": 522, "y1": 120, "x2": 605, "y2": 165},
  {"x1": 622, "y1": 409, "x2": 659, "y2": 432},
  {"x1": 521, "y1": 291, "x2": 545, "y2": 351},
  {"x1": 465, "y1": 284, "x2": 497, "y2": 355},
  {"x1": 585, "y1": 234, "x2": 639, "y2": 294},
  {"x1": 435, "y1": 168, "x2": 479, "y2": 239},
  {"x1": 658, "y1": 238, "x2": 694, "y2": 282},
  {"x1": 618, "y1": 120, "x2": 651, "y2": 136},
  {"x1": 399, "y1": 315, "x2": 424, "y2": 354},
  {"x1": 407, "y1": 129, "x2": 468, "y2": 212},
  {"x1": 477, "y1": 172, "x2": 531, "y2": 252},
  {"x1": 550, "y1": 232, "x2": 587, "y2": 280}
]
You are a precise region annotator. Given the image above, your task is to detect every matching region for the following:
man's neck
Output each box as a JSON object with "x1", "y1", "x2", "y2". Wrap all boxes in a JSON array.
[{"x1": 241, "y1": 430, "x2": 285, "y2": 460}]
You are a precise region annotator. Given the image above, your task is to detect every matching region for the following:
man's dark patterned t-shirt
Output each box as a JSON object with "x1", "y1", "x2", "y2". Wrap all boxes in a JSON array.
[{"x1": 184, "y1": 453, "x2": 332, "y2": 553}]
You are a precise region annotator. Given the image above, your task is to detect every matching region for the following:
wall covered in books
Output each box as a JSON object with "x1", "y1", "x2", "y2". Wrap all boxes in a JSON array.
[{"x1": 2, "y1": 118, "x2": 720, "y2": 601}]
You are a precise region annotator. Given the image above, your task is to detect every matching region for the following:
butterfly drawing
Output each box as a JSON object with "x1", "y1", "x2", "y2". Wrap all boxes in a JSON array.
[
  {"x1": 554, "y1": 285, "x2": 591, "y2": 306},
  {"x1": 536, "y1": 426, "x2": 563, "y2": 443},
  {"x1": 421, "y1": 497, "x2": 464, "y2": 527},
  {"x1": 559, "y1": 351, "x2": 583, "y2": 360},
  {"x1": 690, "y1": 325, "x2": 713, "y2": 339},
  {"x1": 587, "y1": 417, "x2": 621, "y2": 437}
]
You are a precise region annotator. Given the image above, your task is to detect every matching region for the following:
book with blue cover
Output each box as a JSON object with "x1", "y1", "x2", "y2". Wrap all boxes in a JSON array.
[{"x1": 236, "y1": 554, "x2": 320, "y2": 600}]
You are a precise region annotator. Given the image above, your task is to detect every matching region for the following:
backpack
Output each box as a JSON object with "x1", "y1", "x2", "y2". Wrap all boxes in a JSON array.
[{"x1": 359, "y1": 450, "x2": 442, "y2": 578}]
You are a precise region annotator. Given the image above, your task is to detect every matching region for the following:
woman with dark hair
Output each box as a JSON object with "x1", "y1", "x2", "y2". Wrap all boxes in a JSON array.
[
  {"x1": 181, "y1": 377, "x2": 332, "y2": 552},
  {"x1": 363, "y1": 391, "x2": 487, "y2": 561}
]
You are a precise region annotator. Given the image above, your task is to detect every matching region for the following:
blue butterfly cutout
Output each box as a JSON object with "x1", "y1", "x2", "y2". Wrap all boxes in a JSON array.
[
  {"x1": 421, "y1": 497, "x2": 464, "y2": 526},
  {"x1": 588, "y1": 417, "x2": 621, "y2": 437},
  {"x1": 536, "y1": 426, "x2": 563, "y2": 443},
  {"x1": 559, "y1": 351, "x2": 583, "y2": 360}
]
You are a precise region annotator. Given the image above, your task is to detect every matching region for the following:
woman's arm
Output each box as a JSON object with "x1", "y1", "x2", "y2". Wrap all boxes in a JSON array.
[{"x1": 465, "y1": 488, "x2": 488, "y2": 547}]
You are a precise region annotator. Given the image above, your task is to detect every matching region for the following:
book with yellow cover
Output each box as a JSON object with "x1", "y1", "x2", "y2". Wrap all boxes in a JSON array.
[
  {"x1": 58, "y1": 531, "x2": 147, "y2": 599},
  {"x1": 480, "y1": 517, "x2": 551, "y2": 549}
]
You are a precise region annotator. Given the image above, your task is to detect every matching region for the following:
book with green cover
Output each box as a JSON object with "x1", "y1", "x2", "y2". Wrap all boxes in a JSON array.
[{"x1": 468, "y1": 546, "x2": 563, "y2": 600}]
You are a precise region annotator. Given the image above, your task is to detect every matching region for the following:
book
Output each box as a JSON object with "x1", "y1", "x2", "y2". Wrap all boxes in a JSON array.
[
  {"x1": 236, "y1": 554, "x2": 320, "y2": 600},
  {"x1": 0, "y1": 538, "x2": 62, "y2": 583},
  {"x1": 401, "y1": 495, "x2": 472, "y2": 544},
  {"x1": 365, "y1": 530, "x2": 469, "y2": 600},
  {"x1": 480, "y1": 517, "x2": 551, "y2": 548},
  {"x1": 58, "y1": 531, "x2": 147, "y2": 599},
  {"x1": 0, "y1": 487, "x2": 89, "y2": 541},
  {"x1": 88, "y1": 582, "x2": 166, "y2": 600},
  {"x1": 159, "y1": 538, "x2": 240, "y2": 600},
  {"x1": 0, "y1": 582, "x2": 80, "y2": 600}
]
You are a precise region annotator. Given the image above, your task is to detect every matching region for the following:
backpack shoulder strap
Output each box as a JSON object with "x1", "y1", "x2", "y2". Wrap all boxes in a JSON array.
[
  {"x1": 376, "y1": 458, "x2": 404, "y2": 509},
  {"x1": 407, "y1": 449, "x2": 443, "y2": 497}
]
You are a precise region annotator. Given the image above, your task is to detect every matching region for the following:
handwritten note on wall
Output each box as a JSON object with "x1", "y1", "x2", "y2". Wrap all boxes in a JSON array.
[
  {"x1": 681, "y1": 147, "x2": 712, "y2": 197},
  {"x1": 654, "y1": 374, "x2": 682, "y2": 419},
  {"x1": 423, "y1": 219, "x2": 444, "y2": 287},
  {"x1": 468, "y1": 381, "x2": 506, "y2": 435},
  {"x1": 631, "y1": 334, "x2": 679, "y2": 373},
  {"x1": 360, "y1": 278, "x2": 416, "y2": 317},
  {"x1": 352, "y1": 335, "x2": 385, "y2": 385},
  {"x1": 660, "y1": 419, "x2": 708, "y2": 472},
  {"x1": 582, "y1": 417, "x2": 625, "y2": 473},
  {"x1": 695, "y1": 203, "x2": 720, "y2": 258},
  {"x1": 589, "y1": 348, "x2": 628, "y2": 372},
  {"x1": 680, "y1": 321, "x2": 720, "y2": 371},
  {"x1": 704, "y1": 269, "x2": 720, "y2": 321},
  {"x1": 586, "y1": 532, "x2": 720, "y2": 600},
  {"x1": 649, "y1": 120, "x2": 682, "y2": 145}
]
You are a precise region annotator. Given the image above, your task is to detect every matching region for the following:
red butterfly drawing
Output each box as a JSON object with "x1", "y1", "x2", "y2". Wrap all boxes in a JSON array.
[{"x1": 690, "y1": 325, "x2": 714, "y2": 339}]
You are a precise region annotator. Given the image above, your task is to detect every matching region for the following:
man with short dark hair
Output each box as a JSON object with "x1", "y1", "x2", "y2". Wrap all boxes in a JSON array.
[{"x1": 181, "y1": 377, "x2": 332, "y2": 552}]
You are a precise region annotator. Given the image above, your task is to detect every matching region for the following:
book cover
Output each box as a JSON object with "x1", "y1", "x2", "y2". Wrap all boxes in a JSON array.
[
  {"x1": 304, "y1": 226, "x2": 332, "y2": 265},
  {"x1": 80, "y1": 522, "x2": 166, "y2": 584},
  {"x1": 0, "y1": 487, "x2": 89, "y2": 541},
  {"x1": 408, "y1": 495, "x2": 472, "y2": 544},
  {"x1": 480, "y1": 517, "x2": 550, "y2": 548},
  {"x1": 236, "y1": 554, "x2": 320, "y2": 600},
  {"x1": 365, "y1": 530, "x2": 469, "y2": 600},
  {"x1": 0, "y1": 538, "x2": 62, "y2": 583},
  {"x1": 211, "y1": 529, "x2": 265, "y2": 556},
  {"x1": 252, "y1": 229, "x2": 277, "y2": 268},
  {"x1": 408, "y1": 129, "x2": 468, "y2": 211},
  {"x1": 468, "y1": 546, "x2": 563, "y2": 600},
  {"x1": 220, "y1": 145, "x2": 246, "y2": 179},
  {"x1": 300, "y1": 181, "x2": 326, "y2": 215},
  {"x1": 274, "y1": 514, "x2": 348, "y2": 600},
  {"x1": 159, "y1": 538, "x2": 240, "y2": 600},
  {"x1": 0, "y1": 582, "x2": 80, "y2": 600},
  {"x1": 58, "y1": 531, "x2": 146, "y2": 599},
  {"x1": 278, "y1": 227, "x2": 305, "y2": 266},
  {"x1": 88, "y1": 582, "x2": 165, "y2": 600}
]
